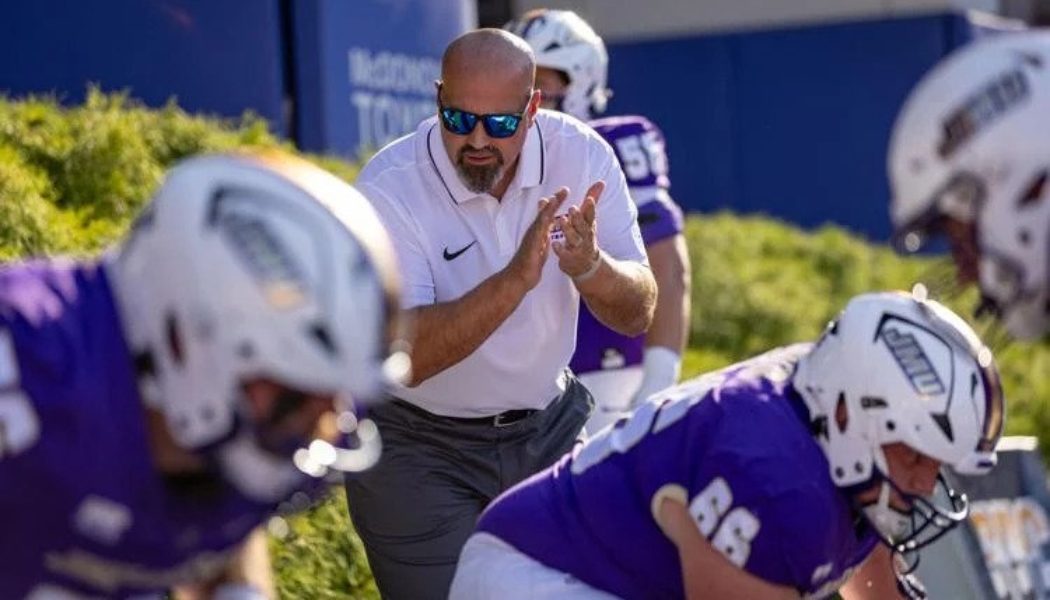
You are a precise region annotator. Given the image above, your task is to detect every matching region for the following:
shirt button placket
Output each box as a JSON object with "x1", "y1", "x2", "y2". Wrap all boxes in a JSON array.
[{"x1": 495, "y1": 197, "x2": 513, "y2": 256}]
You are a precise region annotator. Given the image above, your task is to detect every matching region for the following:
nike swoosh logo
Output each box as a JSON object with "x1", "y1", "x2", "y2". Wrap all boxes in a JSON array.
[{"x1": 443, "y1": 241, "x2": 477, "y2": 261}]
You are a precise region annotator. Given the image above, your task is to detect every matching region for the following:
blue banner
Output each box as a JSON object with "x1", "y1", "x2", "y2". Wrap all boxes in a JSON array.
[{"x1": 292, "y1": 0, "x2": 474, "y2": 159}]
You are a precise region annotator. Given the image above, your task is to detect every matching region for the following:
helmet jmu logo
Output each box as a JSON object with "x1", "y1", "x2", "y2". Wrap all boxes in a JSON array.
[
  {"x1": 938, "y1": 67, "x2": 1030, "y2": 159},
  {"x1": 879, "y1": 326, "x2": 946, "y2": 396},
  {"x1": 211, "y1": 189, "x2": 308, "y2": 310}
]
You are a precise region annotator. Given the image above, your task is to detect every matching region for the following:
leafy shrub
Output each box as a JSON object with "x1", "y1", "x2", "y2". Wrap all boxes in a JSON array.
[
  {"x1": 269, "y1": 489, "x2": 379, "y2": 600},
  {"x1": 685, "y1": 212, "x2": 934, "y2": 357},
  {"x1": 0, "y1": 144, "x2": 60, "y2": 258}
]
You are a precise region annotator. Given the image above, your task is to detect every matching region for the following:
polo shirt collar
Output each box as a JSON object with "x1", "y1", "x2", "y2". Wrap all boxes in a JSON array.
[{"x1": 424, "y1": 118, "x2": 545, "y2": 205}]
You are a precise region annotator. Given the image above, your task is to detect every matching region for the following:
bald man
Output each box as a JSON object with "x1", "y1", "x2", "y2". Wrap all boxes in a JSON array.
[{"x1": 344, "y1": 29, "x2": 656, "y2": 598}]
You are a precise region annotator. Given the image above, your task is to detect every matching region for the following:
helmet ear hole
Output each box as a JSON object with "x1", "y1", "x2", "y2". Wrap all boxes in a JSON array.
[
  {"x1": 165, "y1": 312, "x2": 185, "y2": 368},
  {"x1": 835, "y1": 392, "x2": 849, "y2": 433},
  {"x1": 1018, "y1": 169, "x2": 1048, "y2": 207},
  {"x1": 134, "y1": 350, "x2": 157, "y2": 377},
  {"x1": 307, "y1": 322, "x2": 337, "y2": 357}
]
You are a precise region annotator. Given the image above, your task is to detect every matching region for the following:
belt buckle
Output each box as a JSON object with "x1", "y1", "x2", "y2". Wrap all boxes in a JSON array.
[{"x1": 492, "y1": 411, "x2": 517, "y2": 428}]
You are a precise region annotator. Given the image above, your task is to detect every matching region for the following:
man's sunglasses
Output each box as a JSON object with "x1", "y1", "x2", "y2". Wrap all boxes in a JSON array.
[{"x1": 439, "y1": 106, "x2": 527, "y2": 139}]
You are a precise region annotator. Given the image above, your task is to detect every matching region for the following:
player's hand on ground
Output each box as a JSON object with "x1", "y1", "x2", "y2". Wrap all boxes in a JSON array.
[
  {"x1": 505, "y1": 188, "x2": 567, "y2": 291},
  {"x1": 553, "y1": 181, "x2": 604, "y2": 278}
]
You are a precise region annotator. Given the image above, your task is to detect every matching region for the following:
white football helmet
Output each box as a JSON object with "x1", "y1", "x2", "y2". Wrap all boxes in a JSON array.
[
  {"x1": 794, "y1": 292, "x2": 1003, "y2": 556},
  {"x1": 505, "y1": 9, "x2": 610, "y2": 120},
  {"x1": 107, "y1": 152, "x2": 410, "y2": 503},
  {"x1": 889, "y1": 32, "x2": 1050, "y2": 339}
]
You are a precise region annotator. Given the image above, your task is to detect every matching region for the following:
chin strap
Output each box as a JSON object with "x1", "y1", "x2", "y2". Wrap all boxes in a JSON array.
[
  {"x1": 893, "y1": 551, "x2": 928, "y2": 600},
  {"x1": 896, "y1": 570, "x2": 928, "y2": 600},
  {"x1": 858, "y1": 471, "x2": 969, "y2": 600}
]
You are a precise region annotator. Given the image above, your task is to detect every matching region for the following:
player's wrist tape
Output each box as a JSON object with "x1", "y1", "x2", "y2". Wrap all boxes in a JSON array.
[
  {"x1": 572, "y1": 251, "x2": 603, "y2": 283},
  {"x1": 213, "y1": 583, "x2": 269, "y2": 600},
  {"x1": 632, "y1": 347, "x2": 682, "y2": 406}
]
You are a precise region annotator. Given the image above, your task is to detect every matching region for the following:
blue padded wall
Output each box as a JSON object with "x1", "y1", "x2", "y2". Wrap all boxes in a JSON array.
[
  {"x1": 605, "y1": 12, "x2": 1010, "y2": 239},
  {"x1": 0, "y1": 0, "x2": 287, "y2": 132}
]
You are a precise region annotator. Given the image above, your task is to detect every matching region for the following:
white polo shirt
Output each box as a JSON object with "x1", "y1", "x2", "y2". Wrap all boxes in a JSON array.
[{"x1": 357, "y1": 109, "x2": 648, "y2": 417}]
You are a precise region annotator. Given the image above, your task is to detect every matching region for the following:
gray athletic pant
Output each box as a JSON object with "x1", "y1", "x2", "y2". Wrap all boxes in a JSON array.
[{"x1": 344, "y1": 375, "x2": 593, "y2": 600}]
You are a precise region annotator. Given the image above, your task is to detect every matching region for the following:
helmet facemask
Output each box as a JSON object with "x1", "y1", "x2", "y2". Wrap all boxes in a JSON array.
[
  {"x1": 211, "y1": 386, "x2": 385, "y2": 504},
  {"x1": 976, "y1": 165, "x2": 1050, "y2": 338},
  {"x1": 860, "y1": 471, "x2": 969, "y2": 553},
  {"x1": 857, "y1": 470, "x2": 969, "y2": 600},
  {"x1": 894, "y1": 163, "x2": 1050, "y2": 340}
]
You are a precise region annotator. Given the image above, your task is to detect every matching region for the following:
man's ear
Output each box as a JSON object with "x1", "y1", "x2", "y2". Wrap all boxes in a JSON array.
[
  {"x1": 527, "y1": 88, "x2": 542, "y2": 123},
  {"x1": 434, "y1": 80, "x2": 444, "y2": 109}
]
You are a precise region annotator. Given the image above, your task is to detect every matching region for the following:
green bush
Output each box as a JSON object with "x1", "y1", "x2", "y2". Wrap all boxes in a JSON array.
[
  {"x1": 269, "y1": 489, "x2": 379, "y2": 600},
  {"x1": 0, "y1": 143, "x2": 60, "y2": 258},
  {"x1": 0, "y1": 89, "x2": 291, "y2": 255},
  {"x1": 686, "y1": 213, "x2": 934, "y2": 357},
  {"x1": 1, "y1": 92, "x2": 1047, "y2": 598}
]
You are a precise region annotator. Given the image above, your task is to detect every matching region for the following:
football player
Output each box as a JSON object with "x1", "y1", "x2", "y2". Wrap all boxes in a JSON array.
[
  {"x1": 450, "y1": 291, "x2": 1004, "y2": 599},
  {"x1": 506, "y1": 9, "x2": 691, "y2": 434},
  {"x1": 890, "y1": 31, "x2": 1050, "y2": 340},
  {"x1": 0, "y1": 153, "x2": 408, "y2": 598}
]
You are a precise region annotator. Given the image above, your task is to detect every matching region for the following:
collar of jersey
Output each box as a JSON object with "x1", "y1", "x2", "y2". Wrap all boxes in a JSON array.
[{"x1": 424, "y1": 117, "x2": 545, "y2": 205}]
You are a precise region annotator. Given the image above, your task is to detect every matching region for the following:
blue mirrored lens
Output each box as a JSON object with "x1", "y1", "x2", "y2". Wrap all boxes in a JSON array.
[
  {"x1": 441, "y1": 108, "x2": 477, "y2": 135},
  {"x1": 482, "y1": 114, "x2": 522, "y2": 138},
  {"x1": 440, "y1": 108, "x2": 522, "y2": 138}
]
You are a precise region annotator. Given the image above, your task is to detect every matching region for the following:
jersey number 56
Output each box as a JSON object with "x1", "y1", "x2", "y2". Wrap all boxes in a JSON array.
[{"x1": 615, "y1": 132, "x2": 668, "y2": 182}]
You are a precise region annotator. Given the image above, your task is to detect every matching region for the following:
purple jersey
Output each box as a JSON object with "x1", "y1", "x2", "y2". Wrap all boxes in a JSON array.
[
  {"x1": 571, "y1": 116, "x2": 685, "y2": 375},
  {"x1": 0, "y1": 260, "x2": 277, "y2": 598},
  {"x1": 591, "y1": 115, "x2": 671, "y2": 192},
  {"x1": 479, "y1": 345, "x2": 879, "y2": 599}
]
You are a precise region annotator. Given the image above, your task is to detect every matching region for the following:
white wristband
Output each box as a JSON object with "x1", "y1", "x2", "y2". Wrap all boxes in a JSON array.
[
  {"x1": 572, "y1": 251, "x2": 603, "y2": 283},
  {"x1": 632, "y1": 347, "x2": 682, "y2": 406}
]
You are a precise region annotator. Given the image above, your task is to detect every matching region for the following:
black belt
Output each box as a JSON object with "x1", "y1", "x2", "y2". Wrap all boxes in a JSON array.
[
  {"x1": 450, "y1": 408, "x2": 538, "y2": 428},
  {"x1": 394, "y1": 400, "x2": 538, "y2": 428}
]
